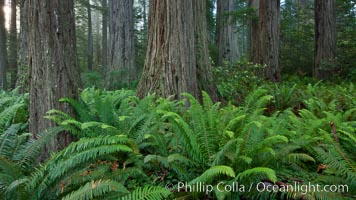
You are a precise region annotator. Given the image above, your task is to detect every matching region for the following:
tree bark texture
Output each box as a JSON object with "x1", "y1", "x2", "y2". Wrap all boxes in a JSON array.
[
  {"x1": 193, "y1": 0, "x2": 219, "y2": 101},
  {"x1": 258, "y1": 0, "x2": 281, "y2": 82},
  {"x1": 216, "y1": 0, "x2": 240, "y2": 66},
  {"x1": 108, "y1": 0, "x2": 136, "y2": 87},
  {"x1": 87, "y1": 2, "x2": 93, "y2": 71},
  {"x1": 314, "y1": 0, "x2": 336, "y2": 80},
  {"x1": 9, "y1": 0, "x2": 17, "y2": 89},
  {"x1": 136, "y1": 0, "x2": 198, "y2": 99},
  {"x1": 16, "y1": 0, "x2": 29, "y2": 93},
  {"x1": 28, "y1": 0, "x2": 82, "y2": 157},
  {"x1": 101, "y1": 0, "x2": 108, "y2": 70},
  {"x1": 247, "y1": 0, "x2": 260, "y2": 63},
  {"x1": 0, "y1": 0, "x2": 7, "y2": 90}
]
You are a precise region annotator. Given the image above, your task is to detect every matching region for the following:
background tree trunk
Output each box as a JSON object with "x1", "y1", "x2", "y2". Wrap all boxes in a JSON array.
[
  {"x1": 95, "y1": 11, "x2": 101, "y2": 69},
  {"x1": 193, "y1": 0, "x2": 219, "y2": 101},
  {"x1": 28, "y1": 0, "x2": 82, "y2": 158},
  {"x1": 296, "y1": 0, "x2": 309, "y2": 7},
  {"x1": 259, "y1": 0, "x2": 281, "y2": 82},
  {"x1": 16, "y1": 0, "x2": 29, "y2": 93},
  {"x1": 314, "y1": 0, "x2": 336, "y2": 80},
  {"x1": 0, "y1": 0, "x2": 7, "y2": 90},
  {"x1": 216, "y1": 0, "x2": 240, "y2": 65},
  {"x1": 247, "y1": 0, "x2": 260, "y2": 63},
  {"x1": 108, "y1": 0, "x2": 135, "y2": 88},
  {"x1": 137, "y1": 0, "x2": 198, "y2": 99},
  {"x1": 8, "y1": 0, "x2": 17, "y2": 89},
  {"x1": 87, "y1": 1, "x2": 93, "y2": 71},
  {"x1": 101, "y1": 0, "x2": 107, "y2": 70}
]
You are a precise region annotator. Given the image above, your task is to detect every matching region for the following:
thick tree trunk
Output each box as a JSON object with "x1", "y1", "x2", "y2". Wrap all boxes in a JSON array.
[
  {"x1": 259, "y1": 0, "x2": 281, "y2": 82},
  {"x1": 101, "y1": 0, "x2": 108, "y2": 70},
  {"x1": 0, "y1": 0, "x2": 7, "y2": 90},
  {"x1": 193, "y1": 0, "x2": 219, "y2": 101},
  {"x1": 314, "y1": 0, "x2": 336, "y2": 80},
  {"x1": 216, "y1": 0, "x2": 240, "y2": 66},
  {"x1": 28, "y1": 0, "x2": 81, "y2": 158},
  {"x1": 108, "y1": 0, "x2": 135, "y2": 88},
  {"x1": 8, "y1": 0, "x2": 17, "y2": 89},
  {"x1": 137, "y1": 0, "x2": 198, "y2": 99},
  {"x1": 247, "y1": 0, "x2": 260, "y2": 63},
  {"x1": 87, "y1": 2, "x2": 93, "y2": 71},
  {"x1": 16, "y1": 0, "x2": 29, "y2": 93}
]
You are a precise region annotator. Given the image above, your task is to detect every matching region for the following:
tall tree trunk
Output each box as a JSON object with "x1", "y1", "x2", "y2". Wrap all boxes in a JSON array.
[
  {"x1": 16, "y1": 0, "x2": 29, "y2": 93},
  {"x1": 216, "y1": 0, "x2": 240, "y2": 66},
  {"x1": 28, "y1": 0, "x2": 82, "y2": 158},
  {"x1": 137, "y1": 0, "x2": 198, "y2": 99},
  {"x1": 101, "y1": 0, "x2": 107, "y2": 70},
  {"x1": 87, "y1": 2, "x2": 93, "y2": 71},
  {"x1": 0, "y1": 0, "x2": 7, "y2": 90},
  {"x1": 108, "y1": 0, "x2": 135, "y2": 88},
  {"x1": 258, "y1": 0, "x2": 281, "y2": 82},
  {"x1": 193, "y1": 0, "x2": 219, "y2": 101},
  {"x1": 247, "y1": 0, "x2": 260, "y2": 63},
  {"x1": 95, "y1": 11, "x2": 101, "y2": 69},
  {"x1": 314, "y1": 0, "x2": 336, "y2": 80},
  {"x1": 9, "y1": 0, "x2": 17, "y2": 89}
]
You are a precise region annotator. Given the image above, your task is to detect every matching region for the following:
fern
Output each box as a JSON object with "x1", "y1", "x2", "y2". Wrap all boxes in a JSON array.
[
  {"x1": 120, "y1": 186, "x2": 171, "y2": 200},
  {"x1": 26, "y1": 135, "x2": 136, "y2": 199},
  {"x1": 236, "y1": 167, "x2": 277, "y2": 183},
  {"x1": 190, "y1": 166, "x2": 235, "y2": 184},
  {"x1": 61, "y1": 180, "x2": 128, "y2": 200}
]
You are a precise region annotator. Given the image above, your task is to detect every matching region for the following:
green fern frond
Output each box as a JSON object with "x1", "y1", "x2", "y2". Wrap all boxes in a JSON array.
[
  {"x1": 236, "y1": 167, "x2": 277, "y2": 183},
  {"x1": 190, "y1": 165, "x2": 235, "y2": 184},
  {"x1": 13, "y1": 126, "x2": 65, "y2": 169},
  {"x1": 27, "y1": 135, "x2": 134, "y2": 199},
  {"x1": 59, "y1": 97, "x2": 93, "y2": 122},
  {"x1": 120, "y1": 186, "x2": 171, "y2": 200},
  {"x1": 61, "y1": 179, "x2": 128, "y2": 200},
  {"x1": 159, "y1": 111, "x2": 205, "y2": 165},
  {"x1": 287, "y1": 153, "x2": 315, "y2": 164},
  {"x1": 0, "y1": 103, "x2": 24, "y2": 132}
]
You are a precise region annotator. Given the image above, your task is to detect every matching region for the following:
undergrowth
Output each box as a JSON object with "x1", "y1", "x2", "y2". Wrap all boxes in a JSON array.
[{"x1": 0, "y1": 83, "x2": 355, "y2": 200}]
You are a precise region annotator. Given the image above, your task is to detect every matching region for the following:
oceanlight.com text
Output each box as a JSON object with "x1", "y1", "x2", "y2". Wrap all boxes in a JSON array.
[{"x1": 169, "y1": 182, "x2": 349, "y2": 194}]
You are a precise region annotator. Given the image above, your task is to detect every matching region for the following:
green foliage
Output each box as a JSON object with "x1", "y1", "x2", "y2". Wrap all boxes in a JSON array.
[
  {"x1": 280, "y1": 0, "x2": 314, "y2": 76},
  {"x1": 120, "y1": 186, "x2": 171, "y2": 200},
  {"x1": 0, "y1": 89, "x2": 28, "y2": 133},
  {"x1": 213, "y1": 60, "x2": 265, "y2": 103},
  {"x1": 1, "y1": 83, "x2": 355, "y2": 199},
  {"x1": 336, "y1": 0, "x2": 356, "y2": 81},
  {"x1": 62, "y1": 180, "x2": 128, "y2": 200},
  {"x1": 81, "y1": 71, "x2": 105, "y2": 88}
]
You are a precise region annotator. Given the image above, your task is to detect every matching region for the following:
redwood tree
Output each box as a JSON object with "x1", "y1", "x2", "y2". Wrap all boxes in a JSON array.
[
  {"x1": 137, "y1": 0, "x2": 199, "y2": 99},
  {"x1": 216, "y1": 0, "x2": 240, "y2": 65},
  {"x1": 28, "y1": 0, "x2": 81, "y2": 156},
  {"x1": 258, "y1": 0, "x2": 281, "y2": 82},
  {"x1": 0, "y1": 0, "x2": 7, "y2": 90},
  {"x1": 193, "y1": 0, "x2": 219, "y2": 101},
  {"x1": 101, "y1": 0, "x2": 108, "y2": 69},
  {"x1": 87, "y1": 1, "x2": 93, "y2": 71},
  {"x1": 314, "y1": 0, "x2": 336, "y2": 80},
  {"x1": 8, "y1": 0, "x2": 17, "y2": 89},
  {"x1": 16, "y1": 0, "x2": 29, "y2": 92},
  {"x1": 108, "y1": 0, "x2": 136, "y2": 88},
  {"x1": 247, "y1": 0, "x2": 260, "y2": 63}
]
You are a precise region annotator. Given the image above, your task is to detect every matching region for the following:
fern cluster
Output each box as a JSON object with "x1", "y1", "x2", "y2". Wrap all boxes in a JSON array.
[{"x1": 0, "y1": 85, "x2": 355, "y2": 200}]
